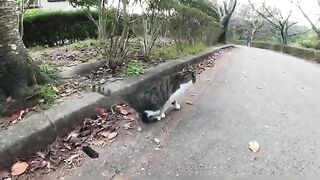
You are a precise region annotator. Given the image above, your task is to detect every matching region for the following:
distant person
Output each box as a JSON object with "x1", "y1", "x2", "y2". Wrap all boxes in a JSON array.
[{"x1": 245, "y1": 35, "x2": 252, "y2": 47}]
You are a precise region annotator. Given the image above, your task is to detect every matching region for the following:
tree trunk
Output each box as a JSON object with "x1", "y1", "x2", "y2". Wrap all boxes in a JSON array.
[
  {"x1": 98, "y1": 0, "x2": 107, "y2": 39},
  {"x1": 0, "y1": 0, "x2": 48, "y2": 99},
  {"x1": 219, "y1": 16, "x2": 231, "y2": 43},
  {"x1": 218, "y1": 0, "x2": 237, "y2": 44},
  {"x1": 281, "y1": 27, "x2": 288, "y2": 45}
]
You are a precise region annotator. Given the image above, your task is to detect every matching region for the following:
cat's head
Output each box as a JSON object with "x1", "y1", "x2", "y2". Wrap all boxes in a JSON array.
[{"x1": 177, "y1": 68, "x2": 196, "y2": 84}]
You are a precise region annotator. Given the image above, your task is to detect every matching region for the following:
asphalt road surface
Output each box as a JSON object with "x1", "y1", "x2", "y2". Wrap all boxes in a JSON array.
[{"x1": 48, "y1": 47, "x2": 320, "y2": 179}]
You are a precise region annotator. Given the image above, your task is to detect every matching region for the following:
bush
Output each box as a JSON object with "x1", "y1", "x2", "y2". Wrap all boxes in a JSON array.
[
  {"x1": 165, "y1": 1, "x2": 223, "y2": 46},
  {"x1": 39, "y1": 63, "x2": 56, "y2": 74},
  {"x1": 252, "y1": 41, "x2": 272, "y2": 49},
  {"x1": 282, "y1": 46, "x2": 315, "y2": 60},
  {"x1": 23, "y1": 9, "x2": 115, "y2": 47},
  {"x1": 39, "y1": 84, "x2": 59, "y2": 104},
  {"x1": 154, "y1": 42, "x2": 208, "y2": 60},
  {"x1": 270, "y1": 44, "x2": 283, "y2": 52},
  {"x1": 300, "y1": 34, "x2": 320, "y2": 50},
  {"x1": 122, "y1": 61, "x2": 145, "y2": 76}
]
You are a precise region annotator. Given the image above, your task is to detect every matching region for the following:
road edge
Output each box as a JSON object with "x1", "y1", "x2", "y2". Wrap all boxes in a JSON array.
[{"x1": 0, "y1": 44, "x2": 234, "y2": 169}]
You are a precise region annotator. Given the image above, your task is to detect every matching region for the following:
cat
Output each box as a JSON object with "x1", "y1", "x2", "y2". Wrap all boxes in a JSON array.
[{"x1": 125, "y1": 68, "x2": 196, "y2": 123}]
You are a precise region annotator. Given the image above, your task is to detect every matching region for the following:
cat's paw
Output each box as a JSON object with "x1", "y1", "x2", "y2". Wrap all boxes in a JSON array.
[
  {"x1": 174, "y1": 103, "x2": 181, "y2": 110},
  {"x1": 156, "y1": 116, "x2": 162, "y2": 121},
  {"x1": 160, "y1": 113, "x2": 166, "y2": 119}
]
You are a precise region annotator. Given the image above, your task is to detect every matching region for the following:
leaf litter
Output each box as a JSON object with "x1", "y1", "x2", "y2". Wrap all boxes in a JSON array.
[
  {"x1": 11, "y1": 162, "x2": 29, "y2": 176},
  {"x1": 3, "y1": 47, "x2": 235, "y2": 179},
  {"x1": 5, "y1": 103, "x2": 140, "y2": 180},
  {"x1": 248, "y1": 140, "x2": 260, "y2": 154}
]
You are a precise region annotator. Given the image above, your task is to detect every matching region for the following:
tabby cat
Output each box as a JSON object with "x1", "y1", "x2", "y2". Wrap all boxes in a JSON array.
[{"x1": 126, "y1": 68, "x2": 196, "y2": 123}]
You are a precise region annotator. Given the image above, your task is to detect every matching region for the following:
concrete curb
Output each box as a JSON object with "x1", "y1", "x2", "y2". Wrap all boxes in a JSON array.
[
  {"x1": 0, "y1": 44, "x2": 234, "y2": 169},
  {"x1": 57, "y1": 59, "x2": 107, "y2": 79},
  {"x1": 232, "y1": 40, "x2": 320, "y2": 62}
]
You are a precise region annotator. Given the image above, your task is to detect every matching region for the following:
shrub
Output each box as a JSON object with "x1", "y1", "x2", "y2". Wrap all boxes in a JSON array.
[
  {"x1": 39, "y1": 84, "x2": 59, "y2": 104},
  {"x1": 270, "y1": 44, "x2": 283, "y2": 52},
  {"x1": 23, "y1": 9, "x2": 115, "y2": 47},
  {"x1": 252, "y1": 41, "x2": 272, "y2": 49},
  {"x1": 39, "y1": 63, "x2": 56, "y2": 75},
  {"x1": 154, "y1": 42, "x2": 208, "y2": 60},
  {"x1": 300, "y1": 34, "x2": 320, "y2": 50},
  {"x1": 123, "y1": 61, "x2": 145, "y2": 76},
  {"x1": 282, "y1": 46, "x2": 315, "y2": 60}
]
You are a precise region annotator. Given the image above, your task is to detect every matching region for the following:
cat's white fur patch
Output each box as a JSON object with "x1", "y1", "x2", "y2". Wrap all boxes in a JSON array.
[
  {"x1": 174, "y1": 101, "x2": 181, "y2": 110},
  {"x1": 144, "y1": 80, "x2": 193, "y2": 121},
  {"x1": 160, "y1": 113, "x2": 166, "y2": 119},
  {"x1": 144, "y1": 110, "x2": 161, "y2": 117},
  {"x1": 160, "y1": 80, "x2": 193, "y2": 116}
]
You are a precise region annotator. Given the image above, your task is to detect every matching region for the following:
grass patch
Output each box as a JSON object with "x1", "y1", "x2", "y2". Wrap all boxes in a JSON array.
[
  {"x1": 154, "y1": 42, "x2": 207, "y2": 60},
  {"x1": 122, "y1": 61, "x2": 145, "y2": 76},
  {"x1": 39, "y1": 84, "x2": 59, "y2": 104},
  {"x1": 39, "y1": 63, "x2": 57, "y2": 75},
  {"x1": 71, "y1": 39, "x2": 100, "y2": 49}
]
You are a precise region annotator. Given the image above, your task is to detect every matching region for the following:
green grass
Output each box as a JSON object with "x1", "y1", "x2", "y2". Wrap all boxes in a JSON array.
[
  {"x1": 71, "y1": 39, "x2": 100, "y2": 49},
  {"x1": 154, "y1": 42, "x2": 208, "y2": 60},
  {"x1": 39, "y1": 84, "x2": 59, "y2": 104},
  {"x1": 39, "y1": 63, "x2": 57, "y2": 75},
  {"x1": 122, "y1": 61, "x2": 145, "y2": 76}
]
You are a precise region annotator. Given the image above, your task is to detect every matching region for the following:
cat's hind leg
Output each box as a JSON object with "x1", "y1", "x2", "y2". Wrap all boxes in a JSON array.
[{"x1": 160, "y1": 101, "x2": 172, "y2": 119}]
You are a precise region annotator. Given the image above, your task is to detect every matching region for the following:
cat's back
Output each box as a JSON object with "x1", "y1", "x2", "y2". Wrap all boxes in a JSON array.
[{"x1": 126, "y1": 76, "x2": 172, "y2": 111}]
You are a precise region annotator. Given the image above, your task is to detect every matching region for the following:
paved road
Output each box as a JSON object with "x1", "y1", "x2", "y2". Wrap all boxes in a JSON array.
[{"x1": 49, "y1": 47, "x2": 320, "y2": 179}]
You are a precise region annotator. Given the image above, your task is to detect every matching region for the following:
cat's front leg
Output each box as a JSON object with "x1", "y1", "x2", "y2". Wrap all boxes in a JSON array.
[
  {"x1": 173, "y1": 100, "x2": 181, "y2": 110},
  {"x1": 156, "y1": 116, "x2": 162, "y2": 121},
  {"x1": 160, "y1": 113, "x2": 166, "y2": 119}
]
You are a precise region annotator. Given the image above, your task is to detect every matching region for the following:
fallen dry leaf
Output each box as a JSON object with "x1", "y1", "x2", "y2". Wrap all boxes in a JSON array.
[
  {"x1": 96, "y1": 108, "x2": 108, "y2": 118},
  {"x1": 66, "y1": 131, "x2": 80, "y2": 141},
  {"x1": 124, "y1": 115, "x2": 135, "y2": 121},
  {"x1": 154, "y1": 138, "x2": 160, "y2": 145},
  {"x1": 64, "y1": 154, "x2": 80, "y2": 164},
  {"x1": 186, "y1": 101, "x2": 193, "y2": 105},
  {"x1": 37, "y1": 151, "x2": 47, "y2": 159},
  {"x1": 116, "y1": 105, "x2": 131, "y2": 115},
  {"x1": 248, "y1": 140, "x2": 260, "y2": 153},
  {"x1": 99, "y1": 79, "x2": 106, "y2": 84},
  {"x1": 10, "y1": 110, "x2": 26, "y2": 123},
  {"x1": 100, "y1": 131, "x2": 110, "y2": 138},
  {"x1": 6, "y1": 96, "x2": 12, "y2": 103},
  {"x1": 30, "y1": 160, "x2": 47, "y2": 171},
  {"x1": 10, "y1": 112, "x2": 20, "y2": 122},
  {"x1": 91, "y1": 139, "x2": 106, "y2": 146},
  {"x1": 120, "y1": 109, "x2": 129, "y2": 115},
  {"x1": 52, "y1": 86, "x2": 60, "y2": 93},
  {"x1": 11, "y1": 162, "x2": 29, "y2": 176},
  {"x1": 123, "y1": 122, "x2": 132, "y2": 129},
  {"x1": 108, "y1": 132, "x2": 118, "y2": 140}
]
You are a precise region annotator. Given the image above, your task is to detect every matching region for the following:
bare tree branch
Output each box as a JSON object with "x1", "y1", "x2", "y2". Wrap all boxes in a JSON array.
[
  {"x1": 287, "y1": 21, "x2": 297, "y2": 28},
  {"x1": 248, "y1": 0, "x2": 295, "y2": 44},
  {"x1": 288, "y1": 28, "x2": 312, "y2": 37},
  {"x1": 296, "y1": 0, "x2": 320, "y2": 37},
  {"x1": 248, "y1": 0, "x2": 281, "y2": 29}
]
